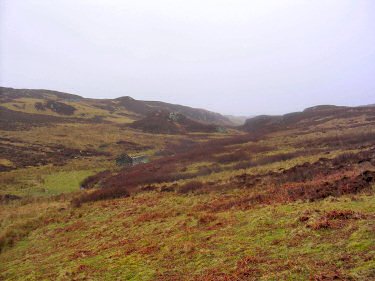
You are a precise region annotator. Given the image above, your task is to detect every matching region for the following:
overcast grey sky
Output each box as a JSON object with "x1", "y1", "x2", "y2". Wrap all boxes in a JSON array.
[{"x1": 1, "y1": 0, "x2": 374, "y2": 115}]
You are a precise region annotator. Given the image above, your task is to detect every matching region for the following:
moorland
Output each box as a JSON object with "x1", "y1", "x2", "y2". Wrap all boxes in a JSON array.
[{"x1": 1, "y1": 86, "x2": 375, "y2": 280}]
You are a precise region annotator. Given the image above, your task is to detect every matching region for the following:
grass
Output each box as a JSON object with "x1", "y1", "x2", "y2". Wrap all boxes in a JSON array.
[
  {"x1": 0, "y1": 159, "x2": 14, "y2": 167},
  {"x1": 36, "y1": 170, "x2": 101, "y2": 196},
  {"x1": 0, "y1": 158, "x2": 113, "y2": 197},
  {"x1": 1, "y1": 190, "x2": 374, "y2": 280}
]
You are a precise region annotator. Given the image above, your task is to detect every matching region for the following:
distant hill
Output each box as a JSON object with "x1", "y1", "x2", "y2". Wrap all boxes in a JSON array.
[
  {"x1": 241, "y1": 105, "x2": 375, "y2": 134},
  {"x1": 0, "y1": 87, "x2": 233, "y2": 127},
  {"x1": 0, "y1": 87, "x2": 83, "y2": 102},
  {"x1": 129, "y1": 110, "x2": 224, "y2": 134},
  {"x1": 224, "y1": 115, "x2": 253, "y2": 126}
]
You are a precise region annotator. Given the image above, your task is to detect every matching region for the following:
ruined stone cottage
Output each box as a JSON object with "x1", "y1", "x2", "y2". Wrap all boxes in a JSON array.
[{"x1": 115, "y1": 153, "x2": 148, "y2": 167}]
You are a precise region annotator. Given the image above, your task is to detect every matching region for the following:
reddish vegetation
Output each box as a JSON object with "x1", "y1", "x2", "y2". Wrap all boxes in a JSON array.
[
  {"x1": 80, "y1": 170, "x2": 112, "y2": 189},
  {"x1": 188, "y1": 254, "x2": 301, "y2": 281},
  {"x1": 73, "y1": 129, "x2": 375, "y2": 207},
  {"x1": 134, "y1": 212, "x2": 167, "y2": 224},
  {"x1": 193, "y1": 149, "x2": 375, "y2": 213},
  {"x1": 324, "y1": 210, "x2": 361, "y2": 220},
  {"x1": 101, "y1": 135, "x2": 261, "y2": 190},
  {"x1": 0, "y1": 137, "x2": 110, "y2": 171},
  {"x1": 71, "y1": 187, "x2": 130, "y2": 207},
  {"x1": 274, "y1": 170, "x2": 375, "y2": 202},
  {"x1": 71, "y1": 134, "x2": 267, "y2": 205},
  {"x1": 198, "y1": 214, "x2": 218, "y2": 225},
  {"x1": 178, "y1": 181, "x2": 204, "y2": 194},
  {"x1": 301, "y1": 209, "x2": 369, "y2": 230}
]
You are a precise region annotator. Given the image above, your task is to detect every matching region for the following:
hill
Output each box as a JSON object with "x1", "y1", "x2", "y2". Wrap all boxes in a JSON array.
[
  {"x1": 241, "y1": 104, "x2": 375, "y2": 134},
  {"x1": 0, "y1": 87, "x2": 233, "y2": 127}
]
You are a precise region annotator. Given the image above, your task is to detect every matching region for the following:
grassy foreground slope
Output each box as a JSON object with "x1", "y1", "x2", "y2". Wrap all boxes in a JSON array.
[
  {"x1": 1, "y1": 190, "x2": 375, "y2": 280},
  {"x1": 1, "y1": 88, "x2": 375, "y2": 280}
]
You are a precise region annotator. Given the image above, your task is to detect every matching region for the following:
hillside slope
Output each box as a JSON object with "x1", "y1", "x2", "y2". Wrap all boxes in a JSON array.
[
  {"x1": 241, "y1": 105, "x2": 375, "y2": 134},
  {"x1": 129, "y1": 110, "x2": 225, "y2": 134},
  {"x1": 0, "y1": 87, "x2": 233, "y2": 126},
  {"x1": 1, "y1": 87, "x2": 375, "y2": 280}
]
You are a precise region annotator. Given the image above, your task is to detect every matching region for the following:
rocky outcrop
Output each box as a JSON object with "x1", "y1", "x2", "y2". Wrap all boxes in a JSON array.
[{"x1": 34, "y1": 100, "x2": 76, "y2": 115}]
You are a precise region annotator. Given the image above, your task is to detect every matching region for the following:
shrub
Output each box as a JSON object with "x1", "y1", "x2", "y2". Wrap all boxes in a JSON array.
[
  {"x1": 177, "y1": 181, "x2": 204, "y2": 194},
  {"x1": 72, "y1": 186, "x2": 130, "y2": 207},
  {"x1": 198, "y1": 214, "x2": 217, "y2": 225},
  {"x1": 332, "y1": 153, "x2": 357, "y2": 166},
  {"x1": 308, "y1": 219, "x2": 332, "y2": 230},
  {"x1": 324, "y1": 210, "x2": 358, "y2": 220}
]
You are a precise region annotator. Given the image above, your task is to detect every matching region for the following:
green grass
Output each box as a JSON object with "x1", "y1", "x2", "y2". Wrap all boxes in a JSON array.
[
  {"x1": 0, "y1": 159, "x2": 110, "y2": 197},
  {"x1": 1, "y1": 190, "x2": 374, "y2": 280},
  {"x1": 36, "y1": 170, "x2": 100, "y2": 196}
]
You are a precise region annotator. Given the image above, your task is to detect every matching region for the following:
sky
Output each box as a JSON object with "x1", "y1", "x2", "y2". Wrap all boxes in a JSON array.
[{"x1": 1, "y1": 0, "x2": 374, "y2": 116}]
